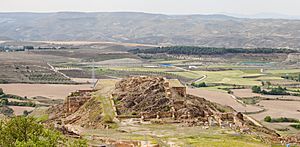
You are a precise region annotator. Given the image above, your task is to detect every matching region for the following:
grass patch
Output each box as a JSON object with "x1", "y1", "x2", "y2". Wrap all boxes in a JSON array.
[
  {"x1": 182, "y1": 134, "x2": 268, "y2": 147},
  {"x1": 36, "y1": 114, "x2": 49, "y2": 122},
  {"x1": 240, "y1": 97, "x2": 261, "y2": 105}
]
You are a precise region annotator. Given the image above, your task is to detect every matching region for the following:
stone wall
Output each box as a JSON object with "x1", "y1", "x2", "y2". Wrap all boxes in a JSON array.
[{"x1": 63, "y1": 90, "x2": 95, "y2": 114}]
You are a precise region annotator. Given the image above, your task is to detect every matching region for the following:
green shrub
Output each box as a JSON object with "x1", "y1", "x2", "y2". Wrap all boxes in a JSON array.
[
  {"x1": 271, "y1": 117, "x2": 299, "y2": 123},
  {"x1": 264, "y1": 116, "x2": 299, "y2": 123},
  {"x1": 252, "y1": 86, "x2": 261, "y2": 93},
  {"x1": 252, "y1": 86, "x2": 289, "y2": 95},
  {"x1": 290, "y1": 124, "x2": 300, "y2": 130},
  {"x1": 191, "y1": 82, "x2": 207, "y2": 88},
  {"x1": 264, "y1": 116, "x2": 272, "y2": 122},
  {"x1": 0, "y1": 116, "x2": 88, "y2": 146}
]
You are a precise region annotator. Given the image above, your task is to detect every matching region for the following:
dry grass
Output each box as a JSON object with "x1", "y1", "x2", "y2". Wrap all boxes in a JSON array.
[
  {"x1": 8, "y1": 106, "x2": 35, "y2": 116},
  {"x1": 0, "y1": 84, "x2": 92, "y2": 99},
  {"x1": 232, "y1": 89, "x2": 262, "y2": 98},
  {"x1": 187, "y1": 88, "x2": 263, "y2": 113},
  {"x1": 250, "y1": 100, "x2": 300, "y2": 121},
  {"x1": 0, "y1": 52, "x2": 74, "y2": 63},
  {"x1": 233, "y1": 89, "x2": 300, "y2": 100}
]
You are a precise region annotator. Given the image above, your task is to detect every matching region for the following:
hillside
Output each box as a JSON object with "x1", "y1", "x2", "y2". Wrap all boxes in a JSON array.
[{"x1": 0, "y1": 12, "x2": 299, "y2": 48}]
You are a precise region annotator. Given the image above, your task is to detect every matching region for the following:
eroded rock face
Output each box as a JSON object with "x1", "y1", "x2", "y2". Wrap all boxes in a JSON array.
[
  {"x1": 46, "y1": 90, "x2": 106, "y2": 129},
  {"x1": 113, "y1": 76, "x2": 171, "y2": 114},
  {"x1": 113, "y1": 76, "x2": 231, "y2": 120},
  {"x1": 63, "y1": 90, "x2": 95, "y2": 114}
]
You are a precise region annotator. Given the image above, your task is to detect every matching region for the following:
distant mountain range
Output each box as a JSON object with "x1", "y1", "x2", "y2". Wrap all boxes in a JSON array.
[
  {"x1": 223, "y1": 12, "x2": 300, "y2": 20},
  {"x1": 0, "y1": 12, "x2": 299, "y2": 48}
]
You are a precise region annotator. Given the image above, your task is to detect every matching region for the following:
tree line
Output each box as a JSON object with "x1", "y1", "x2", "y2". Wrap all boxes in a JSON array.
[
  {"x1": 252, "y1": 86, "x2": 289, "y2": 95},
  {"x1": 130, "y1": 46, "x2": 297, "y2": 55}
]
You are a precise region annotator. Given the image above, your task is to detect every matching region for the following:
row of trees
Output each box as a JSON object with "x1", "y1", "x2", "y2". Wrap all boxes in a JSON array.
[
  {"x1": 252, "y1": 86, "x2": 289, "y2": 95},
  {"x1": 130, "y1": 46, "x2": 297, "y2": 55},
  {"x1": 1, "y1": 88, "x2": 36, "y2": 108},
  {"x1": 281, "y1": 73, "x2": 300, "y2": 82},
  {"x1": 0, "y1": 99, "x2": 36, "y2": 107},
  {"x1": 191, "y1": 82, "x2": 207, "y2": 87},
  {"x1": 264, "y1": 116, "x2": 299, "y2": 123}
]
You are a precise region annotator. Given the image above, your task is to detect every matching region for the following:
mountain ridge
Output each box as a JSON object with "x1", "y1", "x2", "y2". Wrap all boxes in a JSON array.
[{"x1": 0, "y1": 12, "x2": 299, "y2": 48}]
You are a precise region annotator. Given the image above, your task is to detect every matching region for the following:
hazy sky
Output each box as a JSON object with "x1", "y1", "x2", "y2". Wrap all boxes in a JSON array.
[{"x1": 0, "y1": 0, "x2": 299, "y2": 16}]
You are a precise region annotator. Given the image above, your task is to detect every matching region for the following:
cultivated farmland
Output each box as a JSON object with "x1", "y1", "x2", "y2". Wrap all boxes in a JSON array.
[{"x1": 0, "y1": 84, "x2": 92, "y2": 99}]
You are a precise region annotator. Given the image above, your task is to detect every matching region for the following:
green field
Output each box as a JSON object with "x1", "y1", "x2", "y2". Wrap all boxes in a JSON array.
[{"x1": 100, "y1": 65, "x2": 300, "y2": 87}]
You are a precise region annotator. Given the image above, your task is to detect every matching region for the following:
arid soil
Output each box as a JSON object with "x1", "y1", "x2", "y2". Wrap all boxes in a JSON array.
[
  {"x1": 232, "y1": 89, "x2": 261, "y2": 98},
  {"x1": 8, "y1": 106, "x2": 35, "y2": 115},
  {"x1": 0, "y1": 84, "x2": 92, "y2": 99},
  {"x1": 233, "y1": 89, "x2": 300, "y2": 100},
  {"x1": 187, "y1": 88, "x2": 263, "y2": 113},
  {"x1": 250, "y1": 100, "x2": 300, "y2": 121}
]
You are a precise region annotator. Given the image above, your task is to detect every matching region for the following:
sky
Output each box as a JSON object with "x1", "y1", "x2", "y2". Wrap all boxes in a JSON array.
[{"x1": 0, "y1": 0, "x2": 299, "y2": 17}]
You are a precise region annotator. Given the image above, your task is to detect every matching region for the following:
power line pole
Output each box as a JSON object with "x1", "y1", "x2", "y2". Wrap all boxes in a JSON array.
[{"x1": 92, "y1": 59, "x2": 96, "y2": 88}]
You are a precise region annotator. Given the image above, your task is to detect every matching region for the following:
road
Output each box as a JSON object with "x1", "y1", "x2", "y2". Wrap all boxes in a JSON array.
[
  {"x1": 47, "y1": 63, "x2": 71, "y2": 79},
  {"x1": 194, "y1": 75, "x2": 207, "y2": 83},
  {"x1": 174, "y1": 65, "x2": 207, "y2": 84}
]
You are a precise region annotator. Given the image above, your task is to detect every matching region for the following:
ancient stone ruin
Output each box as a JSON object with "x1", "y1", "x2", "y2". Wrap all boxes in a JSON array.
[
  {"x1": 112, "y1": 76, "x2": 248, "y2": 130},
  {"x1": 63, "y1": 90, "x2": 96, "y2": 114}
]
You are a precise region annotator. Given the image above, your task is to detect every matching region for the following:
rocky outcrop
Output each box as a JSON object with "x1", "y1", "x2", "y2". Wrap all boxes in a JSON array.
[
  {"x1": 46, "y1": 89, "x2": 106, "y2": 129},
  {"x1": 113, "y1": 76, "x2": 170, "y2": 115},
  {"x1": 113, "y1": 76, "x2": 234, "y2": 123},
  {"x1": 63, "y1": 90, "x2": 95, "y2": 114}
]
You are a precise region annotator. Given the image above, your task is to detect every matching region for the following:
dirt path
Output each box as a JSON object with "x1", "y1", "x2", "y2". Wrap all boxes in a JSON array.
[
  {"x1": 194, "y1": 75, "x2": 207, "y2": 83},
  {"x1": 94, "y1": 79, "x2": 119, "y2": 119},
  {"x1": 97, "y1": 95, "x2": 116, "y2": 119},
  {"x1": 47, "y1": 63, "x2": 71, "y2": 79},
  {"x1": 174, "y1": 65, "x2": 205, "y2": 84}
]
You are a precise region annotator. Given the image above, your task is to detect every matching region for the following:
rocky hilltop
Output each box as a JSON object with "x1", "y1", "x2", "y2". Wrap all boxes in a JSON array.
[
  {"x1": 47, "y1": 76, "x2": 238, "y2": 128},
  {"x1": 44, "y1": 76, "x2": 287, "y2": 145},
  {"x1": 113, "y1": 76, "x2": 232, "y2": 121}
]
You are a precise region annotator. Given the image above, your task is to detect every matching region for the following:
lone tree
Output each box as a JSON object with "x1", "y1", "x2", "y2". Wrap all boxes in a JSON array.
[
  {"x1": 264, "y1": 116, "x2": 272, "y2": 122},
  {"x1": 252, "y1": 86, "x2": 261, "y2": 93}
]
